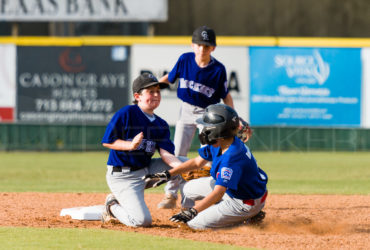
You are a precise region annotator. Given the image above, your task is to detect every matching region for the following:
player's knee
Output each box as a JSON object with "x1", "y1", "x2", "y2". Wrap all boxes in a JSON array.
[
  {"x1": 132, "y1": 213, "x2": 152, "y2": 227},
  {"x1": 183, "y1": 181, "x2": 198, "y2": 198},
  {"x1": 187, "y1": 219, "x2": 207, "y2": 230}
]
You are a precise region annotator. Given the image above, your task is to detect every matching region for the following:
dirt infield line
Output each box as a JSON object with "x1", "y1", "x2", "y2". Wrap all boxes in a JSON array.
[{"x1": 1, "y1": 193, "x2": 369, "y2": 249}]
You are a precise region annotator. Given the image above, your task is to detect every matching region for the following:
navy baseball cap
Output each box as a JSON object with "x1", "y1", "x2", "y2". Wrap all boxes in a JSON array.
[
  {"x1": 132, "y1": 73, "x2": 168, "y2": 93},
  {"x1": 192, "y1": 26, "x2": 216, "y2": 46}
]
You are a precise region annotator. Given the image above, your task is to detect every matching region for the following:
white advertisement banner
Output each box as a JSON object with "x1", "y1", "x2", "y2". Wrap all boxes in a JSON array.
[
  {"x1": 361, "y1": 48, "x2": 370, "y2": 128},
  {"x1": 0, "y1": 44, "x2": 16, "y2": 122},
  {"x1": 0, "y1": 44, "x2": 16, "y2": 107},
  {"x1": 0, "y1": 0, "x2": 167, "y2": 22},
  {"x1": 131, "y1": 45, "x2": 249, "y2": 125}
]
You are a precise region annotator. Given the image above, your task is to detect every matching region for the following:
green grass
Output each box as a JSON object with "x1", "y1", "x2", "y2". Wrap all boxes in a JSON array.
[
  {"x1": 0, "y1": 151, "x2": 369, "y2": 194},
  {"x1": 0, "y1": 227, "x2": 248, "y2": 250},
  {"x1": 0, "y1": 152, "x2": 109, "y2": 192},
  {"x1": 253, "y1": 151, "x2": 370, "y2": 194}
]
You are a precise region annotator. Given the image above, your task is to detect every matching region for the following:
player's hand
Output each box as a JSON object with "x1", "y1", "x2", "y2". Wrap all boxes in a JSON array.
[
  {"x1": 142, "y1": 170, "x2": 171, "y2": 188},
  {"x1": 170, "y1": 208, "x2": 198, "y2": 223},
  {"x1": 130, "y1": 132, "x2": 144, "y2": 150}
]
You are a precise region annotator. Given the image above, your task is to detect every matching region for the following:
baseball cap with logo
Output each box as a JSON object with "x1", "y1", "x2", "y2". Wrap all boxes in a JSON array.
[
  {"x1": 132, "y1": 73, "x2": 168, "y2": 94},
  {"x1": 192, "y1": 26, "x2": 216, "y2": 46}
]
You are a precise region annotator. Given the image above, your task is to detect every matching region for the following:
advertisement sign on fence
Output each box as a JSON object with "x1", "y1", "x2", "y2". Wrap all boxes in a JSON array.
[
  {"x1": 0, "y1": 0, "x2": 167, "y2": 22},
  {"x1": 0, "y1": 44, "x2": 16, "y2": 122},
  {"x1": 361, "y1": 48, "x2": 370, "y2": 128},
  {"x1": 17, "y1": 46, "x2": 130, "y2": 124},
  {"x1": 250, "y1": 47, "x2": 361, "y2": 127}
]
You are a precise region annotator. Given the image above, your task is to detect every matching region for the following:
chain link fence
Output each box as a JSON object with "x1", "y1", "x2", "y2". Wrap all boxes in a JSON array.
[{"x1": 1, "y1": 124, "x2": 370, "y2": 152}]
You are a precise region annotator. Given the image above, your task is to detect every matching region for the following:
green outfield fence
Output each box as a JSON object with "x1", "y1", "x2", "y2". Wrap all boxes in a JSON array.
[{"x1": 1, "y1": 124, "x2": 370, "y2": 152}]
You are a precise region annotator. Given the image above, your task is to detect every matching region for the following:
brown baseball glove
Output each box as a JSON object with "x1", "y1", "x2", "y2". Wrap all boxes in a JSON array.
[
  {"x1": 181, "y1": 166, "x2": 211, "y2": 182},
  {"x1": 237, "y1": 117, "x2": 252, "y2": 143}
]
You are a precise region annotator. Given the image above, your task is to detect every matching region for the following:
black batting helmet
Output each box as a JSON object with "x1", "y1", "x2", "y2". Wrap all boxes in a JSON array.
[{"x1": 196, "y1": 104, "x2": 239, "y2": 145}]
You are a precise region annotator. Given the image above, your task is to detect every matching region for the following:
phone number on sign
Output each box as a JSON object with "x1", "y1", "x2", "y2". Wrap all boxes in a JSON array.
[{"x1": 35, "y1": 99, "x2": 113, "y2": 112}]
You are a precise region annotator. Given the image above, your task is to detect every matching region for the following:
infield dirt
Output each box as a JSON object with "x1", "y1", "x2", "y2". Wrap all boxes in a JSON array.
[{"x1": 1, "y1": 193, "x2": 369, "y2": 249}]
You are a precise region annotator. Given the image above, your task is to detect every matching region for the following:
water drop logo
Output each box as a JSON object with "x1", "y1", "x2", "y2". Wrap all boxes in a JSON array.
[{"x1": 274, "y1": 49, "x2": 330, "y2": 85}]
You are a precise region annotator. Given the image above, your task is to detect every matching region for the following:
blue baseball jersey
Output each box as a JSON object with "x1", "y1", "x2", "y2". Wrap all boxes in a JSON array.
[
  {"x1": 101, "y1": 105, "x2": 175, "y2": 169},
  {"x1": 198, "y1": 137, "x2": 268, "y2": 200},
  {"x1": 168, "y1": 52, "x2": 229, "y2": 108}
]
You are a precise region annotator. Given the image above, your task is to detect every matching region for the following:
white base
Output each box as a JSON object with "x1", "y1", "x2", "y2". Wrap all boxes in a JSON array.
[{"x1": 60, "y1": 205, "x2": 104, "y2": 220}]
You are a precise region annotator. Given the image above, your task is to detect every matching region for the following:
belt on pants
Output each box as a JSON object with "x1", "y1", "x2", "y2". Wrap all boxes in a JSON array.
[
  {"x1": 112, "y1": 166, "x2": 144, "y2": 172},
  {"x1": 242, "y1": 190, "x2": 268, "y2": 206}
]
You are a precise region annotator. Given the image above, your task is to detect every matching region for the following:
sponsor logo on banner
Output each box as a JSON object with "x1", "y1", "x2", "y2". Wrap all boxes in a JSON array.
[
  {"x1": 58, "y1": 48, "x2": 86, "y2": 73},
  {"x1": 274, "y1": 50, "x2": 330, "y2": 85}
]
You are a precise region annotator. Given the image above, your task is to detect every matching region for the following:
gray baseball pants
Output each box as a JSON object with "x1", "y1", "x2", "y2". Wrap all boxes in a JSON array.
[
  {"x1": 183, "y1": 177, "x2": 267, "y2": 230},
  {"x1": 106, "y1": 158, "x2": 180, "y2": 227}
]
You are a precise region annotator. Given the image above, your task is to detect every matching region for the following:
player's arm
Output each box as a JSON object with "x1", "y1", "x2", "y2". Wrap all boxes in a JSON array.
[
  {"x1": 102, "y1": 132, "x2": 143, "y2": 151},
  {"x1": 159, "y1": 149, "x2": 207, "y2": 172},
  {"x1": 143, "y1": 155, "x2": 208, "y2": 187},
  {"x1": 169, "y1": 184, "x2": 226, "y2": 223},
  {"x1": 193, "y1": 185, "x2": 226, "y2": 213},
  {"x1": 169, "y1": 155, "x2": 208, "y2": 175},
  {"x1": 159, "y1": 74, "x2": 171, "y2": 84},
  {"x1": 159, "y1": 148, "x2": 183, "y2": 168},
  {"x1": 222, "y1": 93, "x2": 234, "y2": 108}
]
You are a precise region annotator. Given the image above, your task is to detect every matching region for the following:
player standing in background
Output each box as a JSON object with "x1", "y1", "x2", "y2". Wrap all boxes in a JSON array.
[
  {"x1": 101, "y1": 73, "x2": 185, "y2": 227},
  {"x1": 144, "y1": 104, "x2": 268, "y2": 229},
  {"x1": 157, "y1": 25, "x2": 235, "y2": 209}
]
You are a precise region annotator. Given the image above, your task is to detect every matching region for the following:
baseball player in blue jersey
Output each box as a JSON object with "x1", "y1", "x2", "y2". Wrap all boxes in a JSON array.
[
  {"x1": 144, "y1": 104, "x2": 268, "y2": 229},
  {"x1": 157, "y1": 26, "x2": 236, "y2": 209},
  {"x1": 101, "y1": 73, "x2": 185, "y2": 227}
]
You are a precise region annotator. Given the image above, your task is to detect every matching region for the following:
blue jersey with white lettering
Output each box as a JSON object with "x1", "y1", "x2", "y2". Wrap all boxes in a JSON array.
[
  {"x1": 198, "y1": 137, "x2": 268, "y2": 200},
  {"x1": 168, "y1": 52, "x2": 229, "y2": 108},
  {"x1": 101, "y1": 105, "x2": 175, "y2": 169}
]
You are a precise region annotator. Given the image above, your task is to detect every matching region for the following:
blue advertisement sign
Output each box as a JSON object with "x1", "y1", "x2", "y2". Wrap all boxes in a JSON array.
[{"x1": 250, "y1": 47, "x2": 361, "y2": 127}]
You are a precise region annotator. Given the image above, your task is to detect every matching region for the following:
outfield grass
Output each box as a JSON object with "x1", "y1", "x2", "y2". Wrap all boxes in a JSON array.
[
  {"x1": 0, "y1": 151, "x2": 369, "y2": 194},
  {"x1": 0, "y1": 227, "x2": 249, "y2": 250},
  {"x1": 0, "y1": 152, "x2": 109, "y2": 192},
  {"x1": 253, "y1": 151, "x2": 370, "y2": 194}
]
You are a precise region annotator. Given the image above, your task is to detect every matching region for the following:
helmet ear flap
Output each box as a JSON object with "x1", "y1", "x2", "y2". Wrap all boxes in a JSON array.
[
  {"x1": 199, "y1": 129, "x2": 217, "y2": 145},
  {"x1": 198, "y1": 130, "x2": 208, "y2": 145}
]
